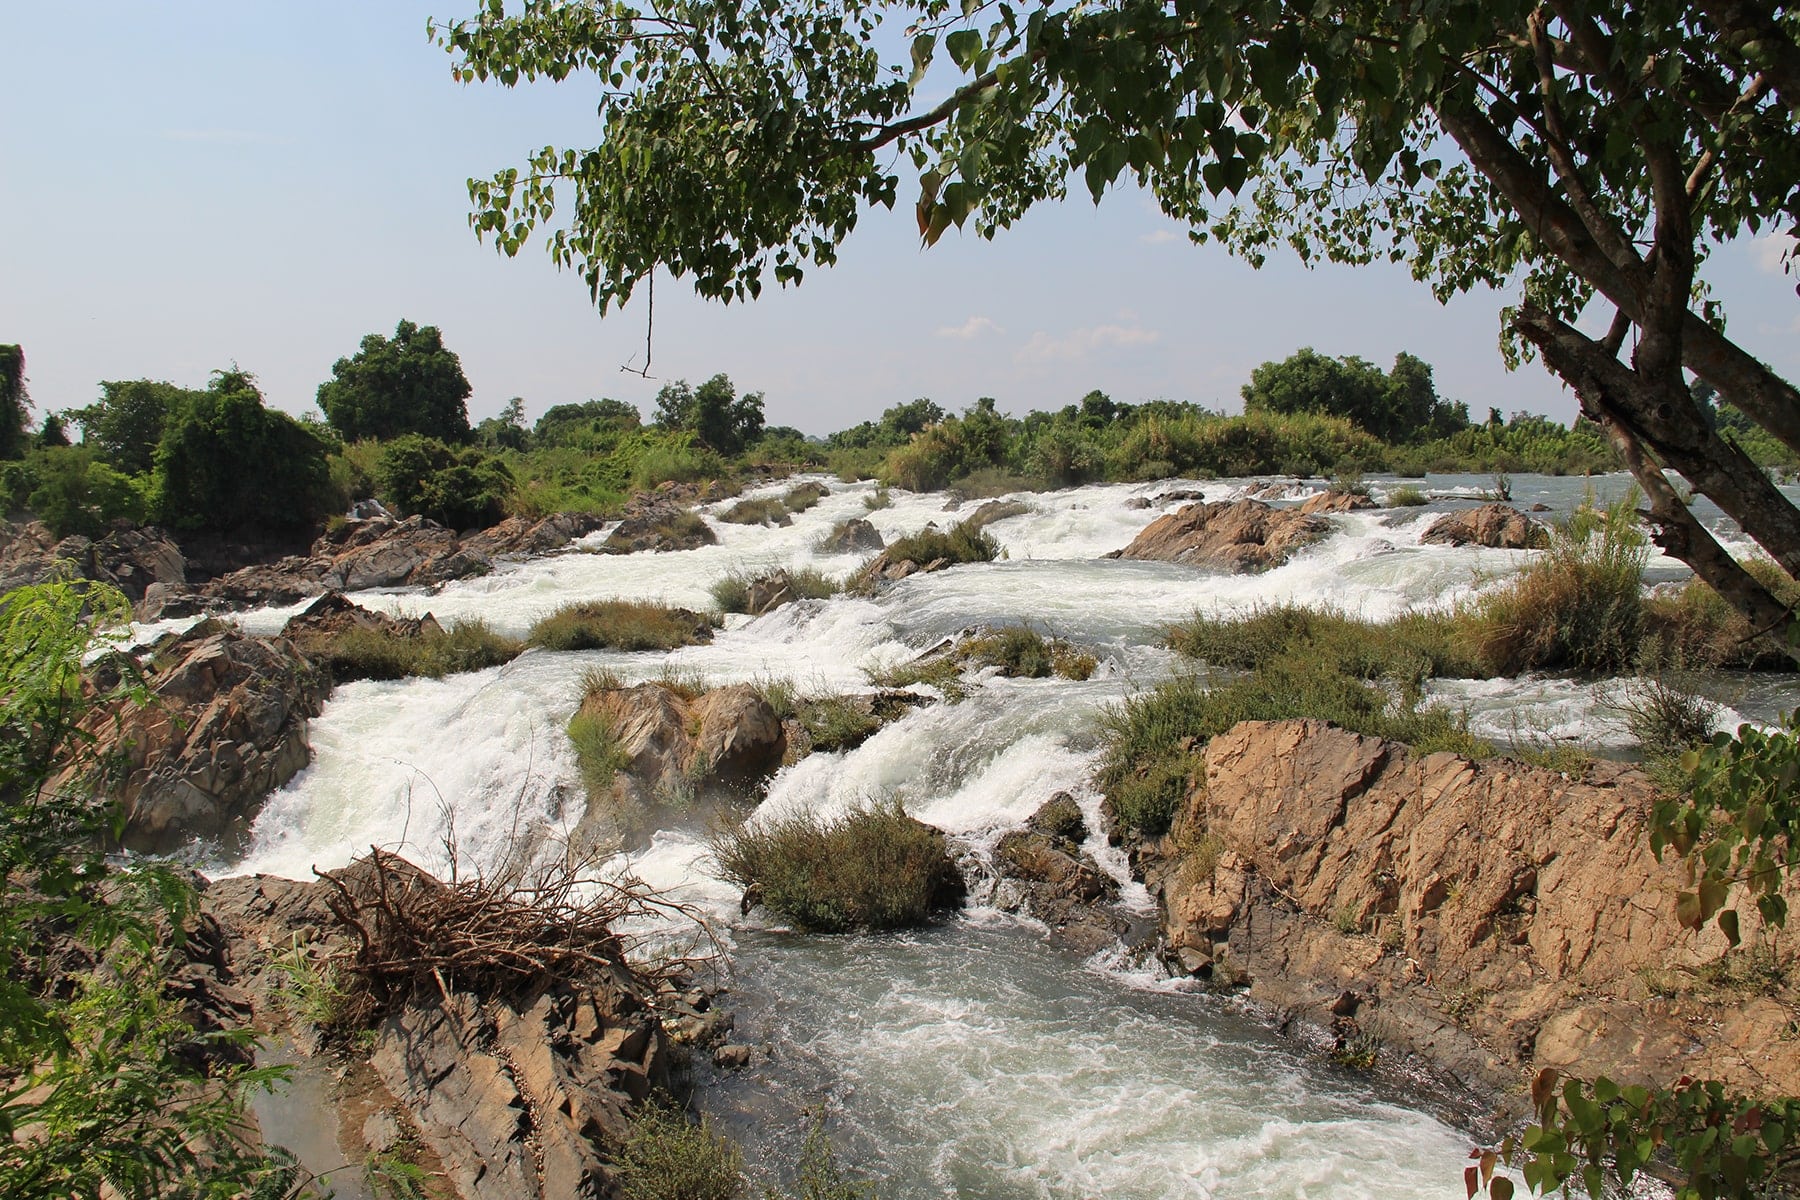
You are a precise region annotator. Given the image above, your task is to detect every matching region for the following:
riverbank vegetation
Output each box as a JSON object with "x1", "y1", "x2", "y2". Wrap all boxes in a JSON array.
[
  {"x1": 528, "y1": 600, "x2": 717, "y2": 652},
  {"x1": 295, "y1": 616, "x2": 523, "y2": 682}
]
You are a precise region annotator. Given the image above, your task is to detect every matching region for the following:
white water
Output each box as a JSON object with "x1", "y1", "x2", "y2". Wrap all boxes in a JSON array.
[{"x1": 210, "y1": 473, "x2": 1795, "y2": 1198}]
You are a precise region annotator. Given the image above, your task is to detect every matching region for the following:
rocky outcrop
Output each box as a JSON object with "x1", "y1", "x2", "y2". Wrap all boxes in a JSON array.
[
  {"x1": 460, "y1": 511, "x2": 610, "y2": 559},
  {"x1": 815, "y1": 517, "x2": 885, "y2": 555},
  {"x1": 964, "y1": 498, "x2": 1031, "y2": 531},
  {"x1": 1105, "y1": 499, "x2": 1331, "y2": 572},
  {"x1": 74, "y1": 621, "x2": 330, "y2": 853},
  {"x1": 569, "y1": 682, "x2": 786, "y2": 856},
  {"x1": 281, "y1": 590, "x2": 443, "y2": 644},
  {"x1": 1150, "y1": 719, "x2": 1799, "y2": 1099},
  {"x1": 1420, "y1": 503, "x2": 1549, "y2": 549},
  {"x1": 201, "y1": 860, "x2": 671, "y2": 1200},
  {"x1": 599, "y1": 487, "x2": 719, "y2": 555},
  {"x1": 989, "y1": 794, "x2": 1126, "y2": 955},
  {"x1": 1297, "y1": 490, "x2": 1375, "y2": 515},
  {"x1": 202, "y1": 514, "x2": 492, "y2": 608},
  {"x1": 0, "y1": 519, "x2": 187, "y2": 609},
  {"x1": 738, "y1": 570, "x2": 801, "y2": 617}
]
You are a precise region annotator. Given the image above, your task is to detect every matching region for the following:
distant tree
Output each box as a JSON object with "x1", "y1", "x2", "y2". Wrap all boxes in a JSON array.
[
  {"x1": 26, "y1": 447, "x2": 146, "y2": 538},
  {"x1": 533, "y1": 398, "x2": 641, "y2": 447},
  {"x1": 476, "y1": 397, "x2": 530, "y2": 450},
  {"x1": 316, "y1": 319, "x2": 472, "y2": 443},
  {"x1": 70, "y1": 380, "x2": 198, "y2": 475},
  {"x1": 652, "y1": 373, "x2": 764, "y2": 455},
  {"x1": 0, "y1": 345, "x2": 30, "y2": 461},
  {"x1": 36, "y1": 413, "x2": 70, "y2": 449},
  {"x1": 1244, "y1": 349, "x2": 1468, "y2": 443},
  {"x1": 152, "y1": 369, "x2": 337, "y2": 534}
]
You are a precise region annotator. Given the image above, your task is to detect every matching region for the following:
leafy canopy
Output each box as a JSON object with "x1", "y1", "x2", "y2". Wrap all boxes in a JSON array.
[{"x1": 316, "y1": 318, "x2": 474, "y2": 443}]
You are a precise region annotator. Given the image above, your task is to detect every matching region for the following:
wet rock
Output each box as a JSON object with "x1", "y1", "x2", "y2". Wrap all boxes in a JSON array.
[
  {"x1": 1420, "y1": 503, "x2": 1549, "y2": 549},
  {"x1": 70, "y1": 621, "x2": 329, "y2": 853},
  {"x1": 600, "y1": 498, "x2": 717, "y2": 554},
  {"x1": 1124, "y1": 497, "x2": 1153, "y2": 510},
  {"x1": 568, "y1": 682, "x2": 787, "y2": 856},
  {"x1": 989, "y1": 794, "x2": 1123, "y2": 951},
  {"x1": 1105, "y1": 499, "x2": 1331, "y2": 572},
  {"x1": 0, "y1": 519, "x2": 187, "y2": 605},
  {"x1": 743, "y1": 570, "x2": 798, "y2": 616},
  {"x1": 459, "y1": 510, "x2": 609, "y2": 558},
  {"x1": 1153, "y1": 718, "x2": 1800, "y2": 1097},
  {"x1": 713, "y1": 1043, "x2": 754, "y2": 1070},
  {"x1": 964, "y1": 499, "x2": 1031, "y2": 531},
  {"x1": 1298, "y1": 490, "x2": 1375, "y2": 515},
  {"x1": 815, "y1": 517, "x2": 885, "y2": 555},
  {"x1": 281, "y1": 590, "x2": 443, "y2": 643}
]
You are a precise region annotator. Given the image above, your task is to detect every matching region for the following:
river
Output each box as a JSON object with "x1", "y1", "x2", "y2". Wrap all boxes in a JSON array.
[{"x1": 201, "y1": 472, "x2": 1794, "y2": 1198}]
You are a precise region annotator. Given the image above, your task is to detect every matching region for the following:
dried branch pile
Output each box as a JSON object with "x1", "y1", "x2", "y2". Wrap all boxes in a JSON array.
[{"x1": 316, "y1": 848, "x2": 708, "y2": 1023}]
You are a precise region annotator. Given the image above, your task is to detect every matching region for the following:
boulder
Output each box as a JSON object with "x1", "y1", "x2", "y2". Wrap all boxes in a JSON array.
[
  {"x1": 568, "y1": 682, "x2": 787, "y2": 856},
  {"x1": 815, "y1": 517, "x2": 885, "y2": 555},
  {"x1": 743, "y1": 570, "x2": 798, "y2": 617},
  {"x1": 71, "y1": 621, "x2": 330, "y2": 853},
  {"x1": 201, "y1": 513, "x2": 494, "y2": 608},
  {"x1": 1297, "y1": 490, "x2": 1375, "y2": 515},
  {"x1": 987, "y1": 793, "x2": 1124, "y2": 954},
  {"x1": 1420, "y1": 503, "x2": 1549, "y2": 549},
  {"x1": 0, "y1": 519, "x2": 186, "y2": 605},
  {"x1": 1154, "y1": 719, "x2": 1800, "y2": 1098},
  {"x1": 459, "y1": 511, "x2": 609, "y2": 559},
  {"x1": 1105, "y1": 499, "x2": 1331, "y2": 572},
  {"x1": 964, "y1": 499, "x2": 1031, "y2": 531},
  {"x1": 281, "y1": 590, "x2": 443, "y2": 643},
  {"x1": 600, "y1": 500, "x2": 717, "y2": 554}
]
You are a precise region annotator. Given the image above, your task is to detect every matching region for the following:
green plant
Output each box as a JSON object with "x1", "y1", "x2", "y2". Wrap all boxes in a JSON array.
[
  {"x1": 271, "y1": 937, "x2": 359, "y2": 1036},
  {"x1": 1332, "y1": 903, "x2": 1364, "y2": 936},
  {"x1": 1329, "y1": 1030, "x2": 1380, "y2": 1072},
  {"x1": 770, "y1": 1118, "x2": 878, "y2": 1200},
  {"x1": 529, "y1": 600, "x2": 715, "y2": 651},
  {"x1": 613, "y1": 1100, "x2": 744, "y2": 1200},
  {"x1": 316, "y1": 319, "x2": 472, "y2": 443},
  {"x1": 708, "y1": 800, "x2": 964, "y2": 933},
  {"x1": 720, "y1": 496, "x2": 790, "y2": 525},
  {"x1": 300, "y1": 618, "x2": 524, "y2": 682},
  {"x1": 879, "y1": 520, "x2": 999, "y2": 569},
  {"x1": 364, "y1": 1150, "x2": 431, "y2": 1200},
  {"x1": 864, "y1": 654, "x2": 967, "y2": 701},
  {"x1": 782, "y1": 483, "x2": 826, "y2": 512},
  {"x1": 862, "y1": 485, "x2": 891, "y2": 511},
  {"x1": 751, "y1": 675, "x2": 800, "y2": 721},
  {"x1": 1385, "y1": 483, "x2": 1428, "y2": 506},
  {"x1": 568, "y1": 707, "x2": 631, "y2": 800},
  {"x1": 796, "y1": 695, "x2": 882, "y2": 753}
]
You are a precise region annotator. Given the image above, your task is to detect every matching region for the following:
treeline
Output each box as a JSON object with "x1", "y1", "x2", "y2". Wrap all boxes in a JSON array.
[{"x1": 11, "y1": 330, "x2": 1761, "y2": 544}]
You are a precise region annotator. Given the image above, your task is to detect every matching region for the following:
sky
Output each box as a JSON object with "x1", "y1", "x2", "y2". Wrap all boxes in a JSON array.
[{"x1": 4, "y1": 2, "x2": 1797, "y2": 437}]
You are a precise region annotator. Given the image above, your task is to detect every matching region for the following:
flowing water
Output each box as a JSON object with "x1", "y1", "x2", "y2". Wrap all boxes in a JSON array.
[{"x1": 203, "y1": 473, "x2": 1798, "y2": 1198}]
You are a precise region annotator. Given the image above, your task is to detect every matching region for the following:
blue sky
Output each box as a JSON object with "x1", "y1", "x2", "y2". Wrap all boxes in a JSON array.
[{"x1": 4, "y1": 2, "x2": 1796, "y2": 437}]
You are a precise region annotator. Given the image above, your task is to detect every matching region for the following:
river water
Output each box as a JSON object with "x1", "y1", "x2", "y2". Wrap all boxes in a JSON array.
[{"x1": 204, "y1": 473, "x2": 1795, "y2": 1198}]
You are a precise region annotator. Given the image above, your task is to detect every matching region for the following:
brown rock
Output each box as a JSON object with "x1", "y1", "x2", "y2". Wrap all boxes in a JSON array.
[
  {"x1": 0, "y1": 519, "x2": 186, "y2": 604},
  {"x1": 459, "y1": 511, "x2": 609, "y2": 559},
  {"x1": 1154, "y1": 719, "x2": 1799, "y2": 1098},
  {"x1": 202, "y1": 513, "x2": 494, "y2": 608},
  {"x1": 1298, "y1": 490, "x2": 1375, "y2": 515},
  {"x1": 71, "y1": 621, "x2": 330, "y2": 853},
  {"x1": 1106, "y1": 499, "x2": 1332, "y2": 572},
  {"x1": 815, "y1": 517, "x2": 885, "y2": 555},
  {"x1": 965, "y1": 499, "x2": 1031, "y2": 531},
  {"x1": 744, "y1": 570, "x2": 798, "y2": 616},
  {"x1": 281, "y1": 590, "x2": 443, "y2": 643},
  {"x1": 1420, "y1": 503, "x2": 1549, "y2": 549}
]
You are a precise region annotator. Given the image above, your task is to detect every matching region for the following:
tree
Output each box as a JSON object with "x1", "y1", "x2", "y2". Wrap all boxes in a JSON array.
[
  {"x1": 533, "y1": 397, "x2": 643, "y2": 447},
  {"x1": 1243, "y1": 349, "x2": 1469, "y2": 442},
  {"x1": 651, "y1": 373, "x2": 765, "y2": 455},
  {"x1": 316, "y1": 319, "x2": 473, "y2": 443},
  {"x1": 375, "y1": 434, "x2": 515, "y2": 529},
  {"x1": 0, "y1": 345, "x2": 30, "y2": 461},
  {"x1": 152, "y1": 369, "x2": 338, "y2": 535},
  {"x1": 435, "y1": 0, "x2": 1800, "y2": 657},
  {"x1": 70, "y1": 380, "x2": 199, "y2": 476},
  {"x1": 477, "y1": 396, "x2": 530, "y2": 450}
]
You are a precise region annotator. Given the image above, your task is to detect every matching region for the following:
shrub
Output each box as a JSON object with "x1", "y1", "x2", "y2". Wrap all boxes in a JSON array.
[
  {"x1": 529, "y1": 600, "x2": 716, "y2": 651},
  {"x1": 862, "y1": 485, "x2": 892, "y2": 511},
  {"x1": 719, "y1": 497, "x2": 789, "y2": 525},
  {"x1": 1472, "y1": 493, "x2": 1648, "y2": 674},
  {"x1": 782, "y1": 482, "x2": 828, "y2": 512},
  {"x1": 1168, "y1": 604, "x2": 1488, "y2": 693},
  {"x1": 711, "y1": 567, "x2": 839, "y2": 615},
  {"x1": 629, "y1": 442, "x2": 724, "y2": 492},
  {"x1": 751, "y1": 675, "x2": 800, "y2": 720},
  {"x1": 1641, "y1": 558, "x2": 1800, "y2": 669},
  {"x1": 613, "y1": 1101, "x2": 743, "y2": 1200},
  {"x1": 956, "y1": 626, "x2": 1096, "y2": 681},
  {"x1": 567, "y1": 707, "x2": 630, "y2": 801},
  {"x1": 708, "y1": 800, "x2": 966, "y2": 932},
  {"x1": 796, "y1": 695, "x2": 883, "y2": 752},
  {"x1": 864, "y1": 654, "x2": 968, "y2": 700},
  {"x1": 25, "y1": 447, "x2": 148, "y2": 538},
  {"x1": 881, "y1": 520, "x2": 999, "y2": 568},
  {"x1": 376, "y1": 434, "x2": 513, "y2": 530}
]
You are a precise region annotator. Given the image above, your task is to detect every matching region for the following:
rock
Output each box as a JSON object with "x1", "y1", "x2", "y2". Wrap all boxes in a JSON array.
[
  {"x1": 1025, "y1": 792, "x2": 1088, "y2": 844},
  {"x1": 1105, "y1": 499, "x2": 1332, "y2": 572},
  {"x1": 1154, "y1": 719, "x2": 1800, "y2": 1098},
  {"x1": 1298, "y1": 490, "x2": 1375, "y2": 515},
  {"x1": 784, "y1": 481, "x2": 830, "y2": 506},
  {"x1": 815, "y1": 517, "x2": 885, "y2": 555},
  {"x1": 201, "y1": 513, "x2": 493, "y2": 608},
  {"x1": 1153, "y1": 487, "x2": 1208, "y2": 503},
  {"x1": 138, "y1": 581, "x2": 210, "y2": 621},
  {"x1": 990, "y1": 792, "x2": 1122, "y2": 949},
  {"x1": 1420, "y1": 503, "x2": 1549, "y2": 549},
  {"x1": 0, "y1": 519, "x2": 186, "y2": 604},
  {"x1": 458, "y1": 510, "x2": 609, "y2": 559},
  {"x1": 281, "y1": 590, "x2": 443, "y2": 643},
  {"x1": 744, "y1": 571, "x2": 798, "y2": 616},
  {"x1": 964, "y1": 499, "x2": 1031, "y2": 531},
  {"x1": 362, "y1": 1110, "x2": 404, "y2": 1156},
  {"x1": 713, "y1": 1043, "x2": 754, "y2": 1070},
  {"x1": 1530, "y1": 503, "x2": 1552, "y2": 512},
  {"x1": 69, "y1": 621, "x2": 330, "y2": 853},
  {"x1": 568, "y1": 683, "x2": 787, "y2": 855},
  {"x1": 1124, "y1": 497, "x2": 1152, "y2": 510},
  {"x1": 601, "y1": 499, "x2": 717, "y2": 554}
]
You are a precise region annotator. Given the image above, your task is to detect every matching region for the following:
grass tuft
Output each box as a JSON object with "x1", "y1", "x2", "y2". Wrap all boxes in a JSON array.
[
  {"x1": 612, "y1": 1101, "x2": 743, "y2": 1200},
  {"x1": 708, "y1": 800, "x2": 965, "y2": 933},
  {"x1": 1385, "y1": 483, "x2": 1429, "y2": 506},
  {"x1": 303, "y1": 619, "x2": 523, "y2": 683},
  {"x1": 883, "y1": 520, "x2": 1000, "y2": 568},
  {"x1": 528, "y1": 600, "x2": 716, "y2": 652},
  {"x1": 719, "y1": 496, "x2": 789, "y2": 525}
]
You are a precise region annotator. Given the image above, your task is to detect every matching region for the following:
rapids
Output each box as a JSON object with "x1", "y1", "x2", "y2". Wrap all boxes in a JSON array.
[{"x1": 207, "y1": 473, "x2": 1795, "y2": 1198}]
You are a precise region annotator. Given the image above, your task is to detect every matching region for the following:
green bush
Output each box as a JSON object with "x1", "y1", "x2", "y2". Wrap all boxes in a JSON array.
[
  {"x1": 24, "y1": 447, "x2": 148, "y2": 538},
  {"x1": 880, "y1": 520, "x2": 1000, "y2": 568},
  {"x1": 567, "y1": 707, "x2": 631, "y2": 801},
  {"x1": 797, "y1": 695, "x2": 883, "y2": 752},
  {"x1": 529, "y1": 600, "x2": 716, "y2": 652},
  {"x1": 630, "y1": 442, "x2": 725, "y2": 492},
  {"x1": 782, "y1": 482, "x2": 827, "y2": 512},
  {"x1": 1168, "y1": 604, "x2": 1488, "y2": 694},
  {"x1": 862, "y1": 485, "x2": 892, "y2": 511},
  {"x1": 612, "y1": 1101, "x2": 743, "y2": 1200},
  {"x1": 1385, "y1": 483, "x2": 1429, "y2": 506},
  {"x1": 376, "y1": 434, "x2": 514, "y2": 530},
  {"x1": 708, "y1": 800, "x2": 965, "y2": 932},
  {"x1": 1641, "y1": 558, "x2": 1800, "y2": 669}
]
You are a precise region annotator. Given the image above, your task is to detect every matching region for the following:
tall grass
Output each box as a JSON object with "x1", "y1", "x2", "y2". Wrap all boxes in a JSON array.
[
  {"x1": 708, "y1": 800, "x2": 965, "y2": 932},
  {"x1": 1168, "y1": 605, "x2": 1488, "y2": 695},
  {"x1": 881, "y1": 520, "x2": 999, "y2": 567},
  {"x1": 711, "y1": 567, "x2": 840, "y2": 614},
  {"x1": 302, "y1": 619, "x2": 524, "y2": 682},
  {"x1": 1473, "y1": 492, "x2": 1648, "y2": 674},
  {"x1": 528, "y1": 600, "x2": 715, "y2": 651},
  {"x1": 567, "y1": 707, "x2": 630, "y2": 800},
  {"x1": 719, "y1": 496, "x2": 789, "y2": 525},
  {"x1": 612, "y1": 1101, "x2": 743, "y2": 1200}
]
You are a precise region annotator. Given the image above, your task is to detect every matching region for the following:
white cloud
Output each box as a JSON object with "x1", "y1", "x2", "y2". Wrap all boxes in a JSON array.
[
  {"x1": 1015, "y1": 322, "x2": 1161, "y2": 363},
  {"x1": 935, "y1": 315, "x2": 1005, "y2": 340},
  {"x1": 1752, "y1": 233, "x2": 1797, "y2": 275},
  {"x1": 1139, "y1": 228, "x2": 1182, "y2": 245}
]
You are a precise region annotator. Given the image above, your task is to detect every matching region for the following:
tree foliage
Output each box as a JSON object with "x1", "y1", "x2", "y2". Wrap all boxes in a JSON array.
[
  {"x1": 316, "y1": 319, "x2": 473, "y2": 443},
  {"x1": 435, "y1": 0, "x2": 1800, "y2": 656},
  {"x1": 0, "y1": 582, "x2": 298, "y2": 1198},
  {"x1": 152, "y1": 369, "x2": 338, "y2": 534},
  {"x1": 70, "y1": 380, "x2": 199, "y2": 476},
  {"x1": 1243, "y1": 348, "x2": 1470, "y2": 443},
  {"x1": 651, "y1": 373, "x2": 765, "y2": 455},
  {"x1": 0, "y1": 345, "x2": 31, "y2": 462},
  {"x1": 376, "y1": 433, "x2": 515, "y2": 529}
]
